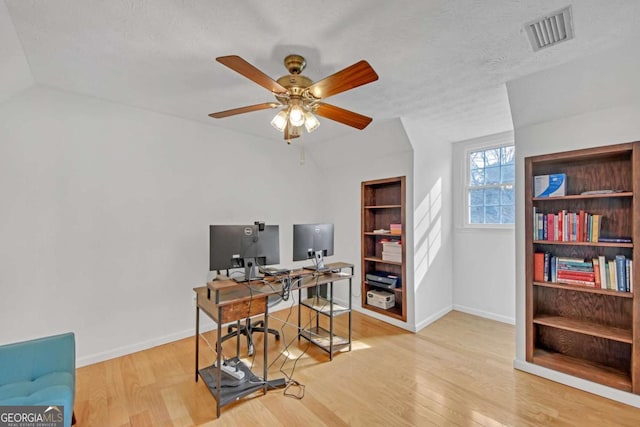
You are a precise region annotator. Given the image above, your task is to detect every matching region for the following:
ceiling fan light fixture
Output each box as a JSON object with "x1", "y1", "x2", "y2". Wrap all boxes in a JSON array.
[
  {"x1": 289, "y1": 124, "x2": 301, "y2": 138},
  {"x1": 211, "y1": 54, "x2": 379, "y2": 143},
  {"x1": 270, "y1": 109, "x2": 288, "y2": 132},
  {"x1": 288, "y1": 101, "x2": 305, "y2": 127},
  {"x1": 304, "y1": 110, "x2": 320, "y2": 133}
]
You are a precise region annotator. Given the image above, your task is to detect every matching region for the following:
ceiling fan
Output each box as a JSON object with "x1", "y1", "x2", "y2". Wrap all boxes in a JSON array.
[{"x1": 209, "y1": 54, "x2": 379, "y2": 143}]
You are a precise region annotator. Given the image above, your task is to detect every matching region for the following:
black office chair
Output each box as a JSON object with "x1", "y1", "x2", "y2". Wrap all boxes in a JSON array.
[{"x1": 220, "y1": 295, "x2": 281, "y2": 355}]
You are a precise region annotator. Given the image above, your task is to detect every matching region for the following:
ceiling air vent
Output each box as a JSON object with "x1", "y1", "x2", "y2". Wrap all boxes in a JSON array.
[{"x1": 525, "y1": 6, "x2": 574, "y2": 51}]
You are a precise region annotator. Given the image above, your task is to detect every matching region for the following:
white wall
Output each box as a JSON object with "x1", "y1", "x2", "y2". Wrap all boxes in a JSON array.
[
  {"x1": 508, "y1": 42, "x2": 640, "y2": 406},
  {"x1": 402, "y1": 117, "x2": 453, "y2": 331},
  {"x1": 0, "y1": 1, "x2": 34, "y2": 102},
  {"x1": 0, "y1": 86, "x2": 326, "y2": 366},
  {"x1": 312, "y1": 118, "x2": 415, "y2": 330},
  {"x1": 451, "y1": 132, "x2": 515, "y2": 324}
]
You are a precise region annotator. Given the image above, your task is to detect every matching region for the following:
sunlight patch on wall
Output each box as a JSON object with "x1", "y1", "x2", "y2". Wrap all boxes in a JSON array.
[{"x1": 414, "y1": 178, "x2": 442, "y2": 286}]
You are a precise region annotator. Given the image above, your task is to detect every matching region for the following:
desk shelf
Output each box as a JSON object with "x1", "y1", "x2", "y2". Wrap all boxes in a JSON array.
[
  {"x1": 297, "y1": 263, "x2": 353, "y2": 360},
  {"x1": 198, "y1": 359, "x2": 264, "y2": 407},
  {"x1": 300, "y1": 296, "x2": 350, "y2": 317},
  {"x1": 299, "y1": 326, "x2": 350, "y2": 354}
]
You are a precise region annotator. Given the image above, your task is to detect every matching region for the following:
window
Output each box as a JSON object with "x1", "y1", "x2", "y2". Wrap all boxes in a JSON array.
[{"x1": 467, "y1": 145, "x2": 515, "y2": 225}]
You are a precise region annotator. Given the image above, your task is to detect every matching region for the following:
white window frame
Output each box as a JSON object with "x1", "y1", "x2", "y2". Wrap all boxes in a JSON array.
[{"x1": 460, "y1": 132, "x2": 515, "y2": 229}]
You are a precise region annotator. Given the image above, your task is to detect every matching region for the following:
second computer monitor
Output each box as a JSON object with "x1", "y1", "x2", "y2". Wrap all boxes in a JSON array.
[{"x1": 293, "y1": 223, "x2": 334, "y2": 270}]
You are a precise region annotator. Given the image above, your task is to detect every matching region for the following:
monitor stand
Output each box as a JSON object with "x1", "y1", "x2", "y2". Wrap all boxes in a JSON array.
[
  {"x1": 304, "y1": 251, "x2": 328, "y2": 272},
  {"x1": 234, "y1": 257, "x2": 261, "y2": 282}
]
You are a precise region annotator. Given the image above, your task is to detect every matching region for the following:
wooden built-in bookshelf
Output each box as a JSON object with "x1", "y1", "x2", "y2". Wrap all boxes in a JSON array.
[
  {"x1": 361, "y1": 176, "x2": 407, "y2": 321},
  {"x1": 525, "y1": 142, "x2": 640, "y2": 394}
]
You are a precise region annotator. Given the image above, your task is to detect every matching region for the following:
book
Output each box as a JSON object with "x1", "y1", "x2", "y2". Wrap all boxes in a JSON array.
[
  {"x1": 543, "y1": 252, "x2": 551, "y2": 282},
  {"x1": 389, "y1": 223, "x2": 402, "y2": 235},
  {"x1": 592, "y1": 258, "x2": 601, "y2": 288},
  {"x1": 556, "y1": 278, "x2": 596, "y2": 287},
  {"x1": 608, "y1": 260, "x2": 617, "y2": 291},
  {"x1": 598, "y1": 255, "x2": 607, "y2": 290},
  {"x1": 381, "y1": 242, "x2": 402, "y2": 253},
  {"x1": 580, "y1": 189, "x2": 625, "y2": 195},
  {"x1": 381, "y1": 252, "x2": 402, "y2": 262},
  {"x1": 598, "y1": 237, "x2": 632, "y2": 243},
  {"x1": 556, "y1": 271, "x2": 595, "y2": 280},
  {"x1": 615, "y1": 255, "x2": 627, "y2": 292},
  {"x1": 534, "y1": 253, "x2": 544, "y2": 282},
  {"x1": 591, "y1": 215, "x2": 601, "y2": 243}
]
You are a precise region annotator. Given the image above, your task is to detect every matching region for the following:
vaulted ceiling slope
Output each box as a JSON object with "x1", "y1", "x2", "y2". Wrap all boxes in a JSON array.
[{"x1": 4, "y1": 1, "x2": 640, "y2": 144}]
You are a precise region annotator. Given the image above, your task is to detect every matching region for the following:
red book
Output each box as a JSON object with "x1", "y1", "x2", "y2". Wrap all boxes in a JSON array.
[
  {"x1": 593, "y1": 258, "x2": 602, "y2": 288},
  {"x1": 557, "y1": 271, "x2": 596, "y2": 280},
  {"x1": 558, "y1": 211, "x2": 564, "y2": 241},
  {"x1": 578, "y1": 210, "x2": 585, "y2": 242},
  {"x1": 556, "y1": 278, "x2": 596, "y2": 287},
  {"x1": 547, "y1": 215, "x2": 554, "y2": 241},
  {"x1": 534, "y1": 253, "x2": 545, "y2": 282}
]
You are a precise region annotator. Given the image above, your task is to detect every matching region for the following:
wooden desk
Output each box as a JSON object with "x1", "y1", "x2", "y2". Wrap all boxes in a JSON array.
[
  {"x1": 194, "y1": 282, "x2": 271, "y2": 418},
  {"x1": 194, "y1": 262, "x2": 353, "y2": 417}
]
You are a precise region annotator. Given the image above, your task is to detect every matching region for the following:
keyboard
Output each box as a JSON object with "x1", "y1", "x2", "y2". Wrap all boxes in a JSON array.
[{"x1": 259, "y1": 267, "x2": 291, "y2": 276}]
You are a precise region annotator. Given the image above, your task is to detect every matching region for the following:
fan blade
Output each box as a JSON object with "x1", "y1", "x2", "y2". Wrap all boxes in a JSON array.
[
  {"x1": 217, "y1": 55, "x2": 288, "y2": 95},
  {"x1": 209, "y1": 102, "x2": 279, "y2": 118},
  {"x1": 314, "y1": 103, "x2": 373, "y2": 130},
  {"x1": 306, "y1": 60, "x2": 378, "y2": 100}
]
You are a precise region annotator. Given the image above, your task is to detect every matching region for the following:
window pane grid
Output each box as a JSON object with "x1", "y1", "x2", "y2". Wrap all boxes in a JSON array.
[{"x1": 467, "y1": 145, "x2": 515, "y2": 225}]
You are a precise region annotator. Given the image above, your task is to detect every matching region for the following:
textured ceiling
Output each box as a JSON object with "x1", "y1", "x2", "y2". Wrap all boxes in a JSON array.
[{"x1": 4, "y1": 0, "x2": 640, "y2": 145}]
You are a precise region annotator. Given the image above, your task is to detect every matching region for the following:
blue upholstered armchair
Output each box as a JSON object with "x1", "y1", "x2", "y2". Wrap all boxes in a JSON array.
[{"x1": 0, "y1": 332, "x2": 76, "y2": 427}]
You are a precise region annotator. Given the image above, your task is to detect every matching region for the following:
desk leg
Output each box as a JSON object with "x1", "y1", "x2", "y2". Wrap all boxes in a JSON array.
[
  {"x1": 195, "y1": 306, "x2": 200, "y2": 382},
  {"x1": 348, "y1": 274, "x2": 352, "y2": 352},
  {"x1": 297, "y1": 286, "x2": 302, "y2": 341},
  {"x1": 263, "y1": 302, "x2": 269, "y2": 395},
  {"x1": 329, "y1": 282, "x2": 334, "y2": 361},
  {"x1": 215, "y1": 307, "x2": 222, "y2": 418},
  {"x1": 236, "y1": 320, "x2": 241, "y2": 356}
]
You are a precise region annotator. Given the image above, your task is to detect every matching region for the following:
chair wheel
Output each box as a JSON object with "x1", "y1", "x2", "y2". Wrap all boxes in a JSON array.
[{"x1": 227, "y1": 325, "x2": 233, "y2": 333}]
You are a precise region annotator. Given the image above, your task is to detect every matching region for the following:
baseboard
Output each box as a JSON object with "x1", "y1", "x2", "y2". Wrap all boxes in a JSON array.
[
  {"x1": 513, "y1": 359, "x2": 640, "y2": 408},
  {"x1": 452, "y1": 304, "x2": 515, "y2": 325},
  {"x1": 76, "y1": 320, "x2": 217, "y2": 367},
  {"x1": 78, "y1": 296, "x2": 352, "y2": 367},
  {"x1": 414, "y1": 305, "x2": 453, "y2": 332},
  {"x1": 351, "y1": 305, "x2": 415, "y2": 332}
]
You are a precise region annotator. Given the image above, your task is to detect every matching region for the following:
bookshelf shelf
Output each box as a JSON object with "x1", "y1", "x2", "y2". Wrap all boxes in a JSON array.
[
  {"x1": 361, "y1": 176, "x2": 407, "y2": 322},
  {"x1": 533, "y1": 281, "x2": 634, "y2": 298},
  {"x1": 533, "y1": 240, "x2": 633, "y2": 248},
  {"x1": 363, "y1": 256, "x2": 403, "y2": 266},
  {"x1": 533, "y1": 192, "x2": 633, "y2": 201},
  {"x1": 533, "y1": 349, "x2": 632, "y2": 392},
  {"x1": 363, "y1": 232, "x2": 402, "y2": 236},
  {"x1": 533, "y1": 315, "x2": 632, "y2": 343},
  {"x1": 525, "y1": 142, "x2": 639, "y2": 395},
  {"x1": 364, "y1": 205, "x2": 403, "y2": 209}
]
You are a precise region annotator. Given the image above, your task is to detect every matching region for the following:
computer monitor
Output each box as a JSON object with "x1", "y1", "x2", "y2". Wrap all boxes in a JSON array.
[
  {"x1": 293, "y1": 223, "x2": 334, "y2": 270},
  {"x1": 209, "y1": 224, "x2": 280, "y2": 282}
]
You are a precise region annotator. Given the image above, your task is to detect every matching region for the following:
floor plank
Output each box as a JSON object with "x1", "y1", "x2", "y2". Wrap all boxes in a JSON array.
[{"x1": 75, "y1": 309, "x2": 640, "y2": 426}]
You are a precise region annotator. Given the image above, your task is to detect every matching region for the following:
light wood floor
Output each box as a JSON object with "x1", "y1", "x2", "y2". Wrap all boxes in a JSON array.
[{"x1": 75, "y1": 309, "x2": 640, "y2": 426}]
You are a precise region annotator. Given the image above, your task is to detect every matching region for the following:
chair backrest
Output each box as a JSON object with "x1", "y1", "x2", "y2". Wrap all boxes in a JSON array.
[{"x1": 0, "y1": 332, "x2": 75, "y2": 386}]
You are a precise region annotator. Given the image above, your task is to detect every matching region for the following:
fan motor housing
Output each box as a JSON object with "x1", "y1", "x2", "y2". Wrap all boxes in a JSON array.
[{"x1": 275, "y1": 74, "x2": 313, "y2": 102}]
